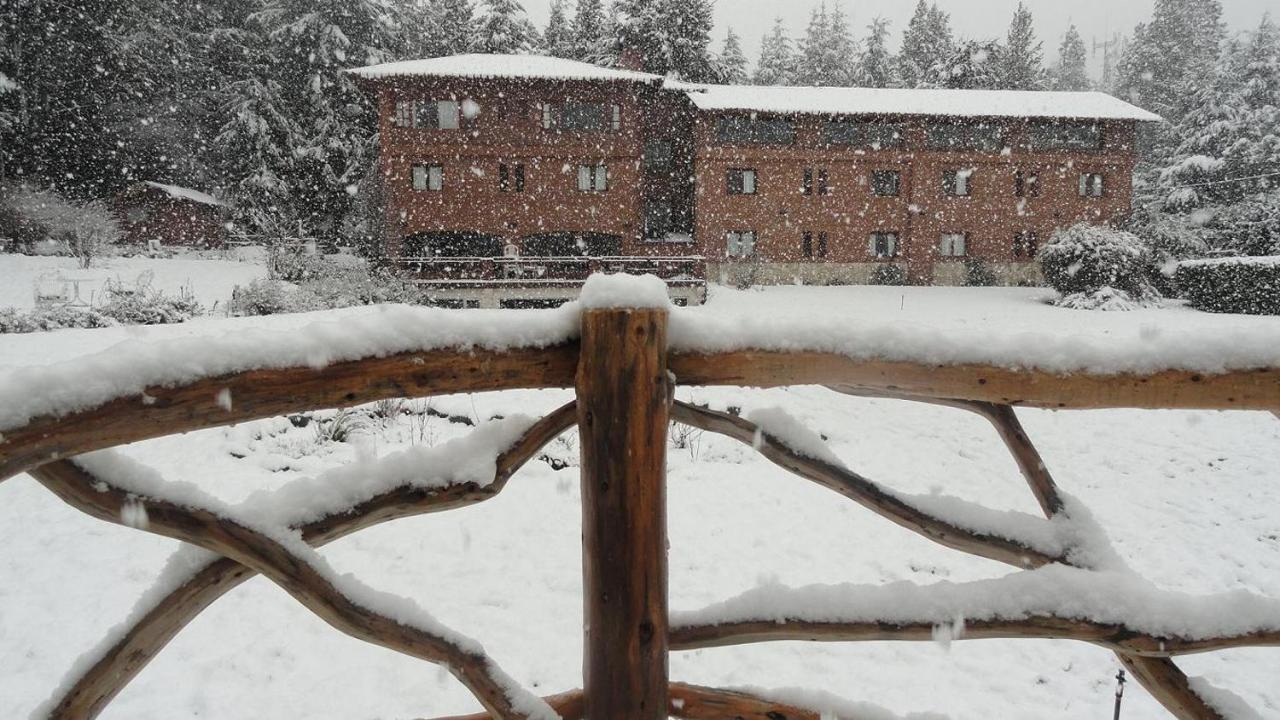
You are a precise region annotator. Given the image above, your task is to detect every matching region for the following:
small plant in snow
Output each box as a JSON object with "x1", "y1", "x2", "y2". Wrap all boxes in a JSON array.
[
  {"x1": 1038, "y1": 223, "x2": 1160, "y2": 310},
  {"x1": 313, "y1": 408, "x2": 368, "y2": 445},
  {"x1": 870, "y1": 264, "x2": 907, "y2": 286}
]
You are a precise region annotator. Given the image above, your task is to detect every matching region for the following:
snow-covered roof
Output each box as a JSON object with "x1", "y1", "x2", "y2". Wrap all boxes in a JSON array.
[
  {"x1": 143, "y1": 181, "x2": 225, "y2": 207},
  {"x1": 348, "y1": 54, "x2": 662, "y2": 84},
  {"x1": 682, "y1": 84, "x2": 1162, "y2": 123},
  {"x1": 0, "y1": 72, "x2": 17, "y2": 93}
]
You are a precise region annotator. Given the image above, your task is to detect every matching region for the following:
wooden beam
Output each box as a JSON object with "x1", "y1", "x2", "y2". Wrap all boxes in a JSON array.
[
  {"x1": 0, "y1": 344, "x2": 579, "y2": 482},
  {"x1": 1121, "y1": 656, "x2": 1229, "y2": 720},
  {"x1": 34, "y1": 403, "x2": 577, "y2": 720},
  {"x1": 670, "y1": 351, "x2": 1280, "y2": 411},
  {"x1": 577, "y1": 308, "x2": 670, "y2": 720}
]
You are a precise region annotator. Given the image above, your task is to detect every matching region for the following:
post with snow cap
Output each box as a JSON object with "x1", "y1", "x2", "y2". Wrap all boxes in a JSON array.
[{"x1": 575, "y1": 274, "x2": 671, "y2": 719}]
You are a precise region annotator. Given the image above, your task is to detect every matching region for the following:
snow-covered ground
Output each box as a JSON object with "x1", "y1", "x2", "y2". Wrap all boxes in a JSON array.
[{"x1": 2, "y1": 265, "x2": 1279, "y2": 719}]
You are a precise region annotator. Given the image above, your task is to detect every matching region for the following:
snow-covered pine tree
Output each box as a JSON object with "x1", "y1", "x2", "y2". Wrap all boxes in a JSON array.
[
  {"x1": 571, "y1": 0, "x2": 610, "y2": 63},
  {"x1": 794, "y1": 4, "x2": 830, "y2": 86},
  {"x1": 998, "y1": 2, "x2": 1045, "y2": 90},
  {"x1": 822, "y1": 4, "x2": 859, "y2": 86},
  {"x1": 542, "y1": 0, "x2": 574, "y2": 57},
  {"x1": 899, "y1": 1, "x2": 954, "y2": 88},
  {"x1": 858, "y1": 17, "x2": 896, "y2": 88},
  {"x1": 665, "y1": 0, "x2": 717, "y2": 82},
  {"x1": 1052, "y1": 25, "x2": 1090, "y2": 91},
  {"x1": 476, "y1": 0, "x2": 537, "y2": 54},
  {"x1": 435, "y1": 0, "x2": 479, "y2": 55},
  {"x1": 754, "y1": 17, "x2": 795, "y2": 86},
  {"x1": 611, "y1": 0, "x2": 665, "y2": 71},
  {"x1": 1116, "y1": 0, "x2": 1224, "y2": 121},
  {"x1": 941, "y1": 39, "x2": 1005, "y2": 90},
  {"x1": 720, "y1": 28, "x2": 750, "y2": 84}
]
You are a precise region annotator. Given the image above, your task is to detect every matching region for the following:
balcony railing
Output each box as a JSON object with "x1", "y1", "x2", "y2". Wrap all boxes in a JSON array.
[{"x1": 395, "y1": 255, "x2": 705, "y2": 287}]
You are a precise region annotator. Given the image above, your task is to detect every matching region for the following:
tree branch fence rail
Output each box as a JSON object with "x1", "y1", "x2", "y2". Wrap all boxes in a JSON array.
[{"x1": 3, "y1": 302, "x2": 1278, "y2": 720}]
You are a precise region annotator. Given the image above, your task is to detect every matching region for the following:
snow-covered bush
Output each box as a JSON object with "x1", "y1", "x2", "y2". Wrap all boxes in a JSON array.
[
  {"x1": 4, "y1": 185, "x2": 120, "y2": 268},
  {"x1": 231, "y1": 262, "x2": 420, "y2": 316},
  {"x1": 1176, "y1": 256, "x2": 1280, "y2": 315},
  {"x1": 267, "y1": 245, "x2": 330, "y2": 282},
  {"x1": 964, "y1": 259, "x2": 998, "y2": 287},
  {"x1": 0, "y1": 306, "x2": 117, "y2": 333},
  {"x1": 1039, "y1": 223, "x2": 1160, "y2": 310},
  {"x1": 229, "y1": 278, "x2": 324, "y2": 317},
  {"x1": 870, "y1": 264, "x2": 906, "y2": 286},
  {"x1": 99, "y1": 288, "x2": 204, "y2": 325}
]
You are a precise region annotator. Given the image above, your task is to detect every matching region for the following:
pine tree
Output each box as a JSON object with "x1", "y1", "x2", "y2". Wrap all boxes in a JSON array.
[
  {"x1": 542, "y1": 0, "x2": 574, "y2": 57},
  {"x1": 477, "y1": 0, "x2": 536, "y2": 54},
  {"x1": 794, "y1": 3, "x2": 857, "y2": 87},
  {"x1": 435, "y1": 0, "x2": 478, "y2": 55},
  {"x1": 941, "y1": 39, "x2": 1004, "y2": 90},
  {"x1": 999, "y1": 2, "x2": 1044, "y2": 90},
  {"x1": 720, "y1": 27, "x2": 749, "y2": 84},
  {"x1": 900, "y1": 1, "x2": 953, "y2": 88},
  {"x1": 1117, "y1": 0, "x2": 1225, "y2": 119},
  {"x1": 754, "y1": 17, "x2": 794, "y2": 85},
  {"x1": 666, "y1": 0, "x2": 716, "y2": 81},
  {"x1": 858, "y1": 17, "x2": 896, "y2": 88},
  {"x1": 794, "y1": 4, "x2": 830, "y2": 86},
  {"x1": 1052, "y1": 25, "x2": 1090, "y2": 90},
  {"x1": 572, "y1": 0, "x2": 610, "y2": 62}
]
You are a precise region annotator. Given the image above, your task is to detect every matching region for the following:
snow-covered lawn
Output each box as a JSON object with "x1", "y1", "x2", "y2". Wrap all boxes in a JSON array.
[{"x1": 2, "y1": 277, "x2": 1279, "y2": 719}]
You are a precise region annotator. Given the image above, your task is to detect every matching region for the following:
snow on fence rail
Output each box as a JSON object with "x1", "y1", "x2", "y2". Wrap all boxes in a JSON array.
[{"x1": 3, "y1": 273, "x2": 1280, "y2": 720}]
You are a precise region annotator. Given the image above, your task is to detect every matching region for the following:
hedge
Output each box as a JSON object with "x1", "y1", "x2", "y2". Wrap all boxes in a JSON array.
[{"x1": 1175, "y1": 256, "x2": 1280, "y2": 315}]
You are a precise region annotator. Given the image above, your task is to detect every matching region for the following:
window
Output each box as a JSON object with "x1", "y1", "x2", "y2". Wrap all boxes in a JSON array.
[
  {"x1": 943, "y1": 169, "x2": 974, "y2": 197},
  {"x1": 823, "y1": 121, "x2": 904, "y2": 149},
  {"x1": 412, "y1": 100, "x2": 460, "y2": 129},
  {"x1": 927, "y1": 123, "x2": 1003, "y2": 151},
  {"x1": 1079, "y1": 173, "x2": 1105, "y2": 197},
  {"x1": 412, "y1": 164, "x2": 444, "y2": 192},
  {"x1": 393, "y1": 101, "x2": 414, "y2": 128},
  {"x1": 717, "y1": 115, "x2": 796, "y2": 145},
  {"x1": 818, "y1": 169, "x2": 830, "y2": 195},
  {"x1": 540, "y1": 103, "x2": 619, "y2": 132},
  {"x1": 1013, "y1": 231, "x2": 1039, "y2": 258},
  {"x1": 644, "y1": 140, "x2": 673, "y2": 171},
  {"x1": 802, "y1": 231, "x2": 829, "y2": 259},
  {"x1": 870, "y1": 232, "x2": 899, "y2": 258},
  {"x1": 644, "y1": 201, "x2": 672, "y2": 238},
  {"x1": 1029, "y1": 122, "x2": 1102, "y2": 151},
  {"x1": 1014, "y1": 170, "x2": 1039, "y2": 198},
  {"x1": 611, "y1": 104, "x2": 622, "y2": 131},
  {"x1": 499, "y1": 163, "x2": 525, "y2": 192},
  {"x1": 727, "y1": 168, "x2": 757, "y2": 195},
  {"x1": 939, "y1": 232, "x2": 967, "y2": 257},
  {"x1": 541, "y1": 102, "x2": 554, "y2": 130},
  {"x1": 871, "y1": 170, "x2": 901, "y2": 197},
  {"x1": 577, "y1": 164, "x2": 608, "y2": 192},
  {"x1": 802, "y1": 169, "x2": 813, "y2": 195},
  {"x1": 726, "y1": 231, "x2": 756, "y2": 258}
]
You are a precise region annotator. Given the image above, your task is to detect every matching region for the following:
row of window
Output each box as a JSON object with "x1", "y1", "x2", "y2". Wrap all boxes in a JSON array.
[
  {"x1": 410, "y1": 163, "x2": 608, "y2": 193},
  {"x1": 392, "y1": 100, "x2": 624, "y2": 132},
  {"x1": 725, "y1": 167, "x2": 1107, "y2": 198},
  {"x1": 724, "y1": 230, "x2": 1041, "y2": 260},
  {"x1": 716, "y1": 117, "x2": 1103, "y2": 152}
]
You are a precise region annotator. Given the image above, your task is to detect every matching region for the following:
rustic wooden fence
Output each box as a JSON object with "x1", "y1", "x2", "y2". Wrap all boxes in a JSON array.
[{"x1": 3, "y1": 302, "x2": 1279, "y2": 720}]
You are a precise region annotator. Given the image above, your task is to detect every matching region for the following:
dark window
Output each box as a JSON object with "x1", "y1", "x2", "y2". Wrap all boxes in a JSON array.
[
  {"x1": 412, "y1": 164, "x2": 444, "y2": 191},
  {"x1": 1029, "y1": 122, "x2": 1102, "y2": 151},
  {"x1": 870, "y1": 232, "x2": 899, "y2": 258},
  {"x1": 802, "y1": 169, "x2": 814, "y2": 195},
  {"x1": 1014, "y1": 231, "x2": 1039, "y2": 258},
  {"x1": 823, "y1": 121, "x2": 903, "y2": 149},
  {"x1": 802, "y1": 231, "x2": 813, "y2": 257},
  {"x1": 561, "y1": 102, "x2": 608, "y2": 131},
  {"x1": 1079, "y1": 172, "x2": 1105, "y2": 197},
  {"x1": 717, "y1": 115, "x2": 795, "y2": 145},
  {"x1": 577, "y1": 164, "x2": 608, "y2": 192},
  {"x1": 727, "y1": 168, "x2": 758, "y2": 195},
  {"x1": 499, "y1": 163, "x2": 525, "y2": 192},
  {"x1": 818, "y1": 169, "x2": 830, "y2": 195},
  {"x1": 1014, "y1": 170, "x2": 1039, "y2": 198},
  {"x1": 871, "y1": 170, "x2": 901, "y2": 197},
  {"x1": 927, "y1": 123, "x2": 1003, "y2": 151},
  {"x1": 818, "y1": 231, "x2": 829, "y2": 257},
  {"x1": 943, "y1": 169, "x2": 974, "y2": 197},
  {"x1": 644, "y1": 139, "x2": 673, "y2": 171},
  {"x1": 413, "y1": 100, "x2": 460, "y2": 129},
  {"x1": 726, "y1": 230, "x2": 756, "y2": 258},
  {"x1": 644, "y1": 201, "x2": 672, "y2": 238}
]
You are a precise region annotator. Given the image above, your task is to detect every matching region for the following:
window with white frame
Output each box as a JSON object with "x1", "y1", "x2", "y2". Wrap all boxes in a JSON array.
[
  {"x1": 727, "y1": 168, "x2": 757, "y2": 195},
  {"x1": 871, "y1": 170, "x2": 900, "y2": 197},
  {"x1": 577, "y1": 164, "x2": 608, "y2": 192},
  {"x1": 1079, "y1": 172, "x2": 1105, "y2": 197},
  {"x1": 393, "y1": 101, "x2": 414, "y2": 128},
  {"x1": 410, "y1": 100, "x2": 461, "y2": 130},
  {"x1": 869, "y1": 231, "x2": 899, "y2": 258},
  {"x1": 943, "y1": 168, "x2": 974, "y2": 197},
  {"x1": 939, "y1": 232, "x2": 967, "y2": 257},
  {"x1": 611, "y1": 104, "x2": 622, "y2": 131},
  {"x1": 412, "y1": 164, "x2": 444, "y2": 191},
  {"x1": 726, "y1": 230, "x2": 756, "y2": 258}
]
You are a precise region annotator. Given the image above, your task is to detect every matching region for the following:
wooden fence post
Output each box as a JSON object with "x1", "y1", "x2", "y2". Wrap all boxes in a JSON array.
[{"x1": 577, "y1": 306, "x2": 670, "y2": 720}]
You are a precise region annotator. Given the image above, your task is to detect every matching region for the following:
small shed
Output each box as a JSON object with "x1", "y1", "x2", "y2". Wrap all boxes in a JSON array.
[{"x1": 115, "y1": 181, "x2": 227, "y2": 249}]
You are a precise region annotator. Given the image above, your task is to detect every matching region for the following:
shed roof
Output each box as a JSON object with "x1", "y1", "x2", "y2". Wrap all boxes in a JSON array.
[{"x1": 142, "y1": 182, "x2": 225, "y2": 207}]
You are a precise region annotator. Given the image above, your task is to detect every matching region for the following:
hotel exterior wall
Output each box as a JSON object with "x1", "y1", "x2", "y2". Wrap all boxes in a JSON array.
[{"x1": 692, "y1": 113, "x2": 1136, "y2": 284}]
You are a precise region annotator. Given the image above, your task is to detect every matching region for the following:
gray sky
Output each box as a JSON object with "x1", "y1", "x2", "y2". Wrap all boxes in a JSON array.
[{"x1": 519, "y1": 0, "x2": 1277, "y2": 77}]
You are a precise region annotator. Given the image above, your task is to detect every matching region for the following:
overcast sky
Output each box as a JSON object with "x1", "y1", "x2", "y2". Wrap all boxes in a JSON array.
[{"x1": 519, "y1": 0, "x2": 1277, "y2": 76}]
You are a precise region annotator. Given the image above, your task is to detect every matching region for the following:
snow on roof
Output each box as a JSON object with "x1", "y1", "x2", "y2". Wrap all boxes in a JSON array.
[
  {"x1": 143, "y1": 181, "x2": 225, "y2": 207},
  {"x1": 0, "y1": 72, "x2": 17, "y2": 93},
  {"x1": 348, "y1": 54, "x2": 662, "y2": 84},
  {"x1": 682, "y1": 84, "x2": 1162, "y2": 122}
]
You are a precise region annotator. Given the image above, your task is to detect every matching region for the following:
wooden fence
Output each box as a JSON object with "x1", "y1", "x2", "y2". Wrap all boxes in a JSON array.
[{"x1": 3, "y1": 303, "x2": 1279, "y2": 720}]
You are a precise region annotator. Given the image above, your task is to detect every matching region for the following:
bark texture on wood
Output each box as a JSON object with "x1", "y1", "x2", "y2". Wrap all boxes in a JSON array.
[
  {"x1": 32, "y1": 460, "x2": 547, "y2": 720},
  {"x1": 671, "y1": 401, "x2": 1064, "y2": 567},
  {"x1": 577, "y1": 308, "x2": 670, "y2": 720},
  {"x1": 1120, "y1": 655, "x2": 1229, "y2": 720},
  {"x1": 33, "y1": 403, "x2": 577, "y2": 720},
  {"x1": 669, "y1": 351, "x2": 1280, "y2": 411},
  {"x1": 0, "y1": 344, "x2": 579, "y2": 482}
]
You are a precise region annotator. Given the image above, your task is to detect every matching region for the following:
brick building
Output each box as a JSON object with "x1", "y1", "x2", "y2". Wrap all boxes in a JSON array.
[{"x1": 350, "y1": 54, "x2": 1159, "y2": 305}]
